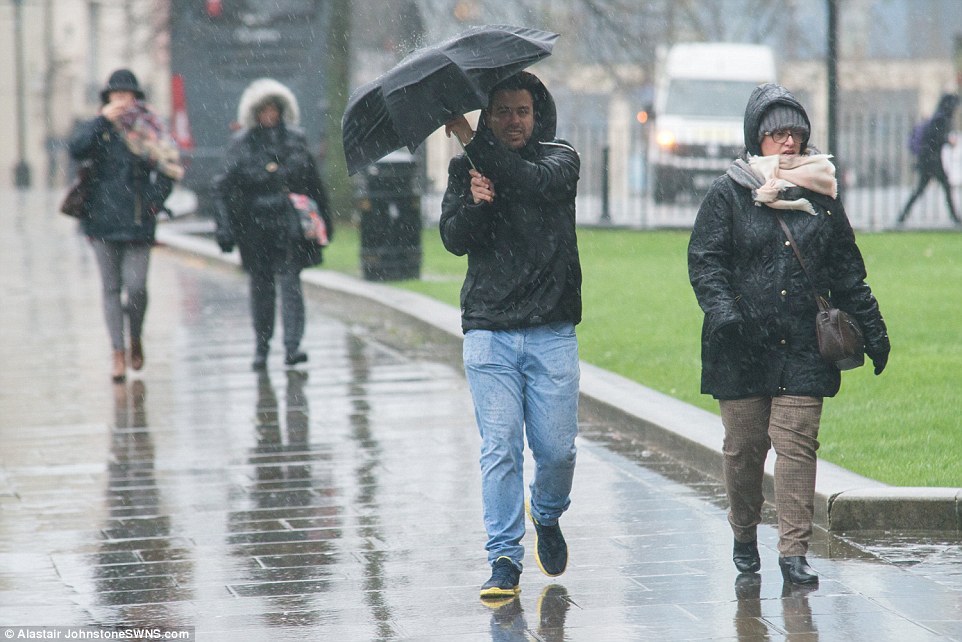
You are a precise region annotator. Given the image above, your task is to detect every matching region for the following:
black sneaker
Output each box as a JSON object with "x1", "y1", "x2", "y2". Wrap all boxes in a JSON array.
[
  {"x1": 284, "y1": 351, "x2": 308, "y2": 366},
  {"x1": 480, "y1": 556, "x2": 521, "y2": 600},
  {"x1": 527, "y1": 500, "x2": 568, "y2": 577}
]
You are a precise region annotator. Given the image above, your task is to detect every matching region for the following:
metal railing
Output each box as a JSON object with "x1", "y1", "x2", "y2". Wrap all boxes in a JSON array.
[{"x1": 423, "y1": 114, "x2": 962, "y2": 231}]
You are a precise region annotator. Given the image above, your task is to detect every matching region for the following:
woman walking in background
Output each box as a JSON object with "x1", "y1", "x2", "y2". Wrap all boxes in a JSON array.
[
  {"x1": 68, "y1": 69, "x2": 182, "y2": 382},
  {"x1": 213, "y1": 78, "x2": 332, "y2": 370},
  {"x1": 898, "y1": 93, "x2": 960, "y2": 227},
  {"x1": 688, "y1": 83, "x2": 890, "y2": 585}
]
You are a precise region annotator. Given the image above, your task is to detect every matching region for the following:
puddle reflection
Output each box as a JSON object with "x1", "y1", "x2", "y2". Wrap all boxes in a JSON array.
[
  {"x1": 97, "y1": 380, "x2": 193, "y2": 619},
  {"x1": 486, "y1": 584, "x2": 570, "y2": 642},
  {"x1": 487, "y1": 597, "x2": 527, "y2": 641},
  {"x1": 346, "y1": 333, "x2": 395, "y2": 637},
  {"x1": 227, "y1": 370, "x2": 337, "y2": 626},
  {"x1": 733, "y1": 574, "x2": 818, "y2": 640},
  {"x1": 779, "y1": 582, "x2": 818, "y2": 640}
]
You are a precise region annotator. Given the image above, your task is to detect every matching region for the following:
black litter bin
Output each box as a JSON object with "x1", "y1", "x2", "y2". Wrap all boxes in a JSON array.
[{"x1": 358, "y1": 151, "x2": 422, "y2": 281}]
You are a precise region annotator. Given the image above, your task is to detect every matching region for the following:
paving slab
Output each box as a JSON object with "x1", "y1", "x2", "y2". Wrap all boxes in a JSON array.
[{"x1": 1, "y1": 188, "x2": 960, "y2": 641}]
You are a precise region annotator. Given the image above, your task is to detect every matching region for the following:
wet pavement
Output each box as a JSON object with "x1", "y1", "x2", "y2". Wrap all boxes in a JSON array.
[{"x1": 2, "y1": 188, "x2": 961, "y2": 641}]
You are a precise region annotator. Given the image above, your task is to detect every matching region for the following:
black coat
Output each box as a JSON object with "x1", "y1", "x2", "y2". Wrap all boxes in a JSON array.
[
  {"x1": 214, "y1": 125, "x2": 331, "y2": 273},
  {"x1": 917, "y1": 94, "x2": 959, "y2": 174},
  {"x1": 439, "y1": 75, "x2": 582, "y2": 332},
  {"x1": 68, "y1": 115, "x2": 173, "y2": 243},
  {"x1": 688, "y1": 86, "x2": 889, "y2": 400}
]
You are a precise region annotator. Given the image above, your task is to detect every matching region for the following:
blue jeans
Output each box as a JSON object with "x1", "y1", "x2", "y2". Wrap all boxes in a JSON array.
[{"x1": 463, "y1": 323, "x2": 580, "y2": 568}]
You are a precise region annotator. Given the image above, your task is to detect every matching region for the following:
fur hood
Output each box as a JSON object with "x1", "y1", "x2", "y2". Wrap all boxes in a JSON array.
[{"x1": 236, "y1": 78, "x2": 300, "y2": 129}]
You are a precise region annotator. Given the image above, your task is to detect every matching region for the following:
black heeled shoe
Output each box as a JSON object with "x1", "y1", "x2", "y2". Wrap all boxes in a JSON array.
[
  {"x1": 733, "y1": 539, "x2": 760, "y2": 573},
  {"x1": 779, "y1": 556, "x2": 819, "y2": 585}
]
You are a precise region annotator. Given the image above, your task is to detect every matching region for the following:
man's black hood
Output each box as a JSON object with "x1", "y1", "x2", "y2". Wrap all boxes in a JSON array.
[
  {"x1": 743, "y1": 83, "x2": 811, "y2": 156},
  {"x1": 476, "y1": 71, "x2": 558, "y2": 154}
]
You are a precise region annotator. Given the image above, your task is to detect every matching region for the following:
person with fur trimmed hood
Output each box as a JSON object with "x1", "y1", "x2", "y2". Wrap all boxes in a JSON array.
[
  {"x1": 688, "y1": 83, "x2": 890, "y2": 585},
  {"x1": 442, "y1": 71, "x2": 582, "y2": 601},
  {"x1": 213, "y1": 78, "x2": 332, "y2": 371}
]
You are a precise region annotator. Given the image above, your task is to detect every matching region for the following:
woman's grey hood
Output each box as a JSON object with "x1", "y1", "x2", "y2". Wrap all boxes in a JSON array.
[
  {"x1": 743, "y1": 83, "x2": 811, "y2": 156},
  {"x1": 476, "y1": 71, "x2": 558, "y2": 151},
  {"x1": 237, "y1": 78, "x2": 300, "y2": 128}
]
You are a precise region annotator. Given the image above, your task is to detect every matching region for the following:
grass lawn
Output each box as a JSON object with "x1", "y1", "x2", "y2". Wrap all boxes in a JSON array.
[{"x1": 321, "y1": 225, "x2": 962, "y2": 487}]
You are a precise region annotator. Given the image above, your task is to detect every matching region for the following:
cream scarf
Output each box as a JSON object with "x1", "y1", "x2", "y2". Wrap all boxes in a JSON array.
[{"x1": 727, "y1": 153, "x2": 837, "y2": 215}]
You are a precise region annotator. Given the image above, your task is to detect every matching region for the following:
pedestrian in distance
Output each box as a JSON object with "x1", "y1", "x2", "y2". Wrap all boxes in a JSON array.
[
  {"x1": 442, "y1": 71, "x2": 582, "y2": 601},
  {"x1": 688, "y1": 83, "x2": 890, "y2": 585},
  {"x1": 213, "y1": 78, "x2": 333, "y2": 371},
  {"x1": 68, "y1": 69, "x2": 183, "y2": 383},
  {"x1": 897, "y1": 93, "x2": 961, "y2": 227}
]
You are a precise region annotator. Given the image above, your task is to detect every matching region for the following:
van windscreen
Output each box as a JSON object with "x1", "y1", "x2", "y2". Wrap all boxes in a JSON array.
[{"x1": 665, "y1": 80, "x2": 760, "y2": 118}]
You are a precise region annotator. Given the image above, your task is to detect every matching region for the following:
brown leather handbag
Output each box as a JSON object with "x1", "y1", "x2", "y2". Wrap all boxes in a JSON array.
[
  {"x1": 775, "y1": 214, "x2": 865, "y2": 370},
  {"x1": 60, "y1": 161, "x2": 95, "y2": 220}
]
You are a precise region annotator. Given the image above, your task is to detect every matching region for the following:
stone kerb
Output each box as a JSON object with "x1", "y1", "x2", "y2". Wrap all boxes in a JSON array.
[{"x1": 828, "y1": 488, "x2": 962, "y2": 532}]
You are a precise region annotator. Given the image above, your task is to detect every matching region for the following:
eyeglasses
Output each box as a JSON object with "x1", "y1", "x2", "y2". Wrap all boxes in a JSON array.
[{"x1": 766, "y1": 128, "x2": 807, "y2": 144}]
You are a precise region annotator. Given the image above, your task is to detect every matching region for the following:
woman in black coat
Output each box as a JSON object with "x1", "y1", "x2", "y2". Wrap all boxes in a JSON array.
[
  {"x1": 688, "y1": 83, "x2": 890, "y2": 585},
  {"x1": 897, "y1": 93, "x2": 960, "y2": 226},
  {"x1": 68, "y1": 69, "x2": 180, "y2": 382},
  {"x1": 214, "y1": 78, "x2": 332, "y2": 370}
]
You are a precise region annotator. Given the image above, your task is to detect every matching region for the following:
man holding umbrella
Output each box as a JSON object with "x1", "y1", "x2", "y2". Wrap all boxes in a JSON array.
[{"x1": 441, "y1": 71, "x2": 582, "y2": 600}]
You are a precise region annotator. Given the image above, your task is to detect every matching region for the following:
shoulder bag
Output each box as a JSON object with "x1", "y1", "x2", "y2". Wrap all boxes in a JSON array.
[
  {"x1": 288, "y1": 193, "x2": 329, "y2": 246},
  {"x1": 774, "y1": 214, "x2": 865, "y2": 370},
  {"x1": 60, "y1": 161, "x2": 95, "y2": 220}
]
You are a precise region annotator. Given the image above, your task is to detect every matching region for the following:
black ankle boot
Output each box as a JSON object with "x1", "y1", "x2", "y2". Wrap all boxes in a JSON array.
[
  {"x1": 779, "y1": 556, "x2": 818, "y2": 585},
  {"x1": 733, "y1": 539, "x2": 760, "y2": 573}
]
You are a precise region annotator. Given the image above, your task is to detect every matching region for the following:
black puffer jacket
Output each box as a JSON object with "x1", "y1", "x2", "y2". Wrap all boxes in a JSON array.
[
  {"x1": 440, "y1": 74, "x2": 582, "y2": 332},
  {"x1": 68, "y1": 115, "x2": 173, "y2": 243},
  {"x1": 688, "y1": 84, "x2": 890, "y2": 400},
  {"x1": 213, "y1": 79, "x2": 331, "y2": 273}
]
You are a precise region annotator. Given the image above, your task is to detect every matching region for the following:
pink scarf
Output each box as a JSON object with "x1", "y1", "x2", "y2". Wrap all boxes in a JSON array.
[
  {"x1": 116, "y1": 101, "x2": 185, "y2": 181},
  {"x1": 748, "y1": 153, "x2": 838, "y2": 215}
]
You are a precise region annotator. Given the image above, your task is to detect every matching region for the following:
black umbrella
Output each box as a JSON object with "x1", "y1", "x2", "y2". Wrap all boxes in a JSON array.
[{"x1": 341, "y1": 24, "x2": 559, "y2": 175}]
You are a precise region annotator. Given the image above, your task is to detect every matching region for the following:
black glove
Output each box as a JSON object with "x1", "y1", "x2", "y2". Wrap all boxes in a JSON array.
[
  {"x1": 869, "y1": 349, "x2": 888, "y2": 376},
  {"x1": 216, "y1": 235, "x2": 235, "y2": 253},
  {"x1": 867, "y1": 333, "x2": 891, "y2": 375}
]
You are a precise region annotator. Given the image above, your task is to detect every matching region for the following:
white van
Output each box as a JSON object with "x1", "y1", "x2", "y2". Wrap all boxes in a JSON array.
[{"x1": 649, "y1": 42, "x2": 776, "y2": 202}]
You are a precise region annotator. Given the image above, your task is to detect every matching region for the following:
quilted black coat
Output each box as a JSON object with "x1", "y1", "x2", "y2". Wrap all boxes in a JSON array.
[{"x1": 688, "y1": 86, "x2": 889, "y2": 400}]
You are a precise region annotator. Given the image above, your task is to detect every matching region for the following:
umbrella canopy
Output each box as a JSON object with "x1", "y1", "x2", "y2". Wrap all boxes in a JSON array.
[{"x1": 342, "y1": 24, "x2": 559, "y2": 175}]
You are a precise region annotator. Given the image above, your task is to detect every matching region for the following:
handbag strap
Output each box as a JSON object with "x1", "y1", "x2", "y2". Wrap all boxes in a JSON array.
[{"x1": 774, "y1": 213, "x2": 829, "y2": 312}]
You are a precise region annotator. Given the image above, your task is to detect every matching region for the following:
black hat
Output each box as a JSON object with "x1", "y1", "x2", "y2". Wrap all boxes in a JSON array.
[
  {"x1": 100, "y1": 69, "x2": 145, "y2": 104},
  {"x1": 757, "y1": 104, "x2": 810, "y2": 144}
]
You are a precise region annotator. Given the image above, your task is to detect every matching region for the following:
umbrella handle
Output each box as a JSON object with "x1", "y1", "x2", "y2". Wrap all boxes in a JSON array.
[{"x1": 456, "y1": 137, "x2": 477, "y2": 171}]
